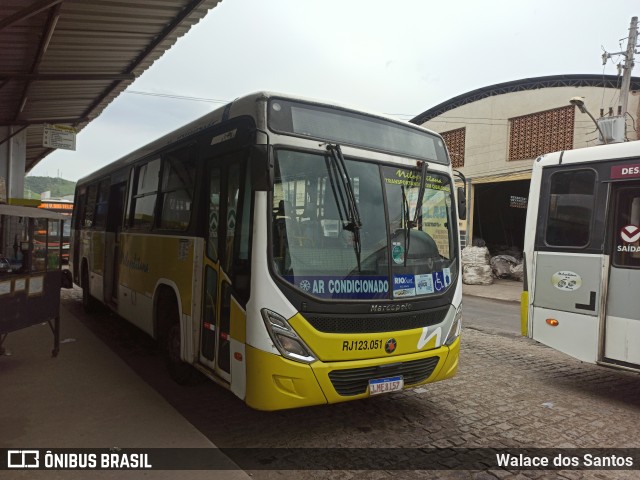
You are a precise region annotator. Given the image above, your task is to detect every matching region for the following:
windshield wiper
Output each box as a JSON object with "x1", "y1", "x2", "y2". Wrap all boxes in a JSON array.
[
  {"x1": 401, "y1": 185, "x2": 410, "y2": 267},
  {"x1": 408, "y1": 161, "x2": 428, "y2": 229},
  {"x1": 327, "y1": 144, "x2": 362, "y2": 271},
  {"x1": 402, "y1": 161, "x2": 429, "y2": 263}
]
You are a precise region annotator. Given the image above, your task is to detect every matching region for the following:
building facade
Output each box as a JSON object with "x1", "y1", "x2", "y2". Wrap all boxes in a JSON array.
[{"x1": 412, "y1": 74, "x2": 640, "y2": 256}]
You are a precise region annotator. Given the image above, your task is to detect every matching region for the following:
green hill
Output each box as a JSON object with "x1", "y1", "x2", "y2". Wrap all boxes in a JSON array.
[{"x1": 24, "y1": 176, "x2": 76, "y2": 198}]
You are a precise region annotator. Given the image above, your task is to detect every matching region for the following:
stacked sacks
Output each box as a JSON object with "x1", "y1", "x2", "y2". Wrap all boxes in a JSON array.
[
  {"x1": 461, "y1": 246, "x2": 493, "y2": 285},
  {"x1": 490, "y1": 254, "x2": 524, "y2": 281}
]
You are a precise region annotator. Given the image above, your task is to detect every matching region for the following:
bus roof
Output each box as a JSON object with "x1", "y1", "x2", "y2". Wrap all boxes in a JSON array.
[
  {"x1": 77, "y1": 91, "x2": 442, "y2": 186},
  {"x1": 537, "y1": 140, "x2": 640, "y2": 167}
]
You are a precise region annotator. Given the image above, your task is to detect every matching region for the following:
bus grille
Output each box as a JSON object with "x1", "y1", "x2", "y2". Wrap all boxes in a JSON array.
[
  {"x1": 328, "y1": 357, "x2": 440, "y2": 396},
  {"x1": 304, "y1": 307, "x2": 449, "y2": 334}
]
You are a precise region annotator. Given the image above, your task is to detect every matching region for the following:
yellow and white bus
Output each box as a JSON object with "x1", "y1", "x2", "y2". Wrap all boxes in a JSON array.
[
  {"x1": 70, "y1": 92, "x2": 465, "y2": 410},
  {"x1": 522, "y1": 140, "x2": 640, "y2": 372}
]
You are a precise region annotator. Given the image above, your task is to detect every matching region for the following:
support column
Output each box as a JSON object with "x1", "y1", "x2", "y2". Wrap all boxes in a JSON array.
[{"x1": 0, "y1": 125, "x2": 27, "y2": 202}]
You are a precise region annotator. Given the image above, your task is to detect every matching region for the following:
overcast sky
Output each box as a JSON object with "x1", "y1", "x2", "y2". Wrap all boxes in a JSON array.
[{"x1": 30, "y1": 0, "x2": 639, "y2": 181}]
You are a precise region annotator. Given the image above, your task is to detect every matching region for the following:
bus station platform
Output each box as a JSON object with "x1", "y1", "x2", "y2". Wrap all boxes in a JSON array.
[{"x1": 0, "y1": 301, "x2": 250, "y2": 479}]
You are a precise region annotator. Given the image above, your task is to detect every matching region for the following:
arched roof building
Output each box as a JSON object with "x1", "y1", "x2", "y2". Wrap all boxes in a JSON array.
[{"x1": 411, "y1": 74, "x2": 640, "y2": 254}]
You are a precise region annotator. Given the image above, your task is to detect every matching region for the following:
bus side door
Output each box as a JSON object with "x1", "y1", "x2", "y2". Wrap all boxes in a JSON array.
[
  {"x1": 104, "y1": 181, "x2": 126, "y2": 305},
  {"x1": 199, "y1": 154, "x2": 251, "y2": 391},
  {"x1": 531, "y1": 167, "x2": 605, "y2": 363},
  {"x1": 605, "y1": 181, "x2": 640, "y2": 367}
]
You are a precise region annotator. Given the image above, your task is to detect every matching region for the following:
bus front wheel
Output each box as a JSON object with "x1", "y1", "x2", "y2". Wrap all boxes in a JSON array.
[{"x1": 158, "y1": 293, "x2": 199, "y2": 385}]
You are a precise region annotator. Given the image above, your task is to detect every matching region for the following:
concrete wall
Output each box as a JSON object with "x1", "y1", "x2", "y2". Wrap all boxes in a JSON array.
[{"x1": 420, "y1": 86, "x2": 640, "y2": 181}]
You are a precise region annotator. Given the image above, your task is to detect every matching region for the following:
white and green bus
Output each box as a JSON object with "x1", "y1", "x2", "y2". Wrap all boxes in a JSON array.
[
  {"x1": 71, "y1": 92, "x2": 465, "y2": 410},
  {"x1": 522, "y1": 140, "x2": 640, "y2": 371}
]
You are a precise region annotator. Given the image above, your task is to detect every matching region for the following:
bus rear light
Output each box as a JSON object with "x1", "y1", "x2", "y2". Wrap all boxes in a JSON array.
[
  {"x1": 546, "y1": 319, "x2": 559, "y2": 327},
  {"x1": 261, "y1": 309, "x2": 317, "y2": 364},
  {"x1": 234, "y1": 352, "x2": 243, "y2": 361}
]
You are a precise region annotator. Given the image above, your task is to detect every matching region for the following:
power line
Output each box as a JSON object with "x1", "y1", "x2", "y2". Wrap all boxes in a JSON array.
[{"x1": 125, "y1": 90, "x2": 231, "y2": 104}]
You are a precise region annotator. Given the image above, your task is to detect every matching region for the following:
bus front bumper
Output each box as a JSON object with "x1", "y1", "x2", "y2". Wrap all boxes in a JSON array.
[{"x1": 244, "y1": 337, "x2": 459, "y2": 411}]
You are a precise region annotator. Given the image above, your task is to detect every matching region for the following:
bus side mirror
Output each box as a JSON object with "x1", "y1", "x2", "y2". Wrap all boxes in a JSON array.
[
  {"x1": 61, "y1": 269, "x2": 73, "y2": 289},
  {"x1": 457, "y1": 186, "x2": 467, "y2": 220}
]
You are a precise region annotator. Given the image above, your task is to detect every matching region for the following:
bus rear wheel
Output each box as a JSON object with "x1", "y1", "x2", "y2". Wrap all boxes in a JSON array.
[{"x1": 81, "y1": 264, "x2": 98, "y2": 313}]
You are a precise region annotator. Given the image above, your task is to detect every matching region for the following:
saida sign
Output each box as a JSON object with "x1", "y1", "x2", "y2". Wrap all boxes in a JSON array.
[{"x1": 43, "y1": 124, "x2": 76, "y2": 151}]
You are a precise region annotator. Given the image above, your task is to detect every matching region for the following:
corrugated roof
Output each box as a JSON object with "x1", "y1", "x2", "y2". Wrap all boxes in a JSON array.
[{"x1": 0, "y1": 0, "x2": 222, "y2": 172}]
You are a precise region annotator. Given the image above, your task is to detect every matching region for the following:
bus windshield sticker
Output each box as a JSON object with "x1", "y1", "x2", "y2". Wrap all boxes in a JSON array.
[
  {"x1": 283, "y1": 275, "x2": 389, "y2": 299},
  {"x1": 393, "y1": 274, "x2": 416, "y2": 298},
  {"x1": 415, "y1": 274, "x2": 434, "y2": 295},
  {"x1": 432, "y1": 271, "x2": 448, "y2": 292},
  {"x1": 391, "y1": 243, "x2": 404, "y2": 264},
  {"x1": 551, "y1": 271, "x2": 582, "y2": 292},
  {"x1": 383, "y1": 170, "x2": 450, "y2": 191},
  {"x1": 442, "y1": 267, "x2": 452, "y2": 286}
]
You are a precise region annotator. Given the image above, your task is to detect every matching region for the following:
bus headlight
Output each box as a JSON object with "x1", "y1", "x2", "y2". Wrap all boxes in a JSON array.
[
  {"x1": 261, "y1": 309, "x2": 317, "y2": 363},
  {"x1": 444, "y1": 306, "x2": 462, "y2": 346}
]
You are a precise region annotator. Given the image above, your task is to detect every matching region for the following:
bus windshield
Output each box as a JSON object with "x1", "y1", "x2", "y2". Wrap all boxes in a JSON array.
[{"x1": 271, "y1": 149, "x2": 457, "y2": 300}]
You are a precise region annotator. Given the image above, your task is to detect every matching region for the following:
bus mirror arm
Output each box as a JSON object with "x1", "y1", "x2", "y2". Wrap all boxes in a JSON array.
[
  {"x1": 453, "y1": 169, "x2": 467, "y2": 221},
  {"x1": 457, "y1": 187, "x2": 467, "y2": 220}
]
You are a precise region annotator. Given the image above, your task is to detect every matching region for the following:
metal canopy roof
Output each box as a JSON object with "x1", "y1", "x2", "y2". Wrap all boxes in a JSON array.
[{"x1": 0, "y1": 0, "x2": 222, "y2": 173}]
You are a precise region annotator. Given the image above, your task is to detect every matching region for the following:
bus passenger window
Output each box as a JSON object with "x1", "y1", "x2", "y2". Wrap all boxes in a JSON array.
[
  {"x1": 160, "y1": 150, "x2": 196, "y2": 231},
  {"x1": 224, "y1": 163, "x2": 241, "y2": 273},
  {"x1": 84, "y1": 184, "x2": 98, "y2": 228},
  {"x1": 545, "y1": 170, "x2": 595, "y2": 247},
  {"x1": 131, "y1": 159, "x2": 160, "y2": 230},
  {"x1": 93, "y1": 180, "x2": 110, "y2": 229},
  {"x1": 613, "y1": 188, "x2": 640, "y2": 268}
]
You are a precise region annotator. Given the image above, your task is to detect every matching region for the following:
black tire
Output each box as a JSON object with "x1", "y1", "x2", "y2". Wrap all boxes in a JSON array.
[
  {"x1": 159, "y1": 294, "x2": 200, "y2": 385},
  {"x1": 81, "y1": 264, "x2": 98, "y2": 313}
]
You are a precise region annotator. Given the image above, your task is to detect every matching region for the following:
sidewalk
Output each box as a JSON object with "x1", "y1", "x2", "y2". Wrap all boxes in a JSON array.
[
  {"x1": 462, "y1": 278, "x2": 523, "y2": 303},
  {"x1": 0, "y1": 302, "x2": 250, "y2": 479}
]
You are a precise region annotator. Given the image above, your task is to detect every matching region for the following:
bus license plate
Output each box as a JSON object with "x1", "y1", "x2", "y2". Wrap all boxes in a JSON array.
[{"x1": 368, "y1": 376, "x2": 404, "y2": 396}]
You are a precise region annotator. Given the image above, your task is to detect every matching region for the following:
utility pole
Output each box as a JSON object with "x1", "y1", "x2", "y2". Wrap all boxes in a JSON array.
[
  {"x1": 602, "y1": 16, "x2": 638, "y2": 116},
  {"x1": 600, "y1": 16, "x2": 639, "y2": 142},
  {"x1": 619, "y1": 16, "x2": 638, "y2": 117}
]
